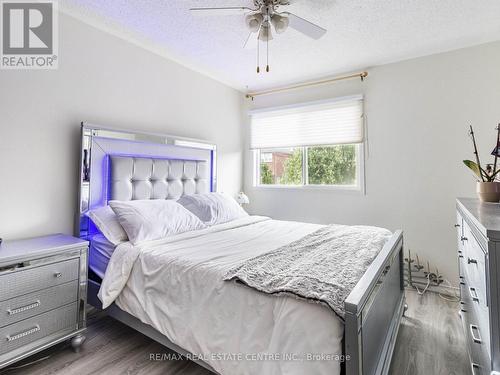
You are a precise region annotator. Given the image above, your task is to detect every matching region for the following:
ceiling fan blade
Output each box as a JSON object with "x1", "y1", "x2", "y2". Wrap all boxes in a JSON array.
[
  {"x1": 243, "y1": 31, "x2": 259, "y2": 50},
  {"x1": 190, "y1": 7, "x2": 254, "y2": 16},
  {"x1": 282, "y1": 12, "x2": 327, "y2": 39}
]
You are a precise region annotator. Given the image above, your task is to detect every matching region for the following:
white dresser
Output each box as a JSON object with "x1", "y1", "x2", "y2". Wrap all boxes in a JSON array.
[
  {"x1": 457, "y1": 198, "x2": 500, "y2": 375},
  {"x1": 0, "y1": 234, "x2": 88, "y2": 370}
]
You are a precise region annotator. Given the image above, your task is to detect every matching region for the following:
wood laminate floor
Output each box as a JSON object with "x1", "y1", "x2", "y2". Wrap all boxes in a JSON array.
[{"x1": 0, "y1": 290, "x2": 469, "y2": 375}]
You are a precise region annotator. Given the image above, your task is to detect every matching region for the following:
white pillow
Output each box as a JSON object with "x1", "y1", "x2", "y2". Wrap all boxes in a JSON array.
[
  {"x1": 109, "y1": 200, "x2": 207, "y2": 245},
  {"x1": 87, "y1": 206, "x2": 128, "y2": 245},
  {"x1": 177, "y1": 192, "x2": 248, "y2": 226}
]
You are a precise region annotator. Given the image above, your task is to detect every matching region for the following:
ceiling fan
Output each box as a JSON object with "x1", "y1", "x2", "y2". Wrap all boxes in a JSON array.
[{"x1": 190, "y1": 0, "x2": 327, "y2": 73}]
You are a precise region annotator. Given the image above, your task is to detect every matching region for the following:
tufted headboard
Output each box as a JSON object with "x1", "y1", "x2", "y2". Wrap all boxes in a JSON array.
[
  {"x1": 109, "y1": 156, "x2": 209, "y2": 201},
  {"x1": 77, "y1": 123, "x2": 216, "y2": 238}
]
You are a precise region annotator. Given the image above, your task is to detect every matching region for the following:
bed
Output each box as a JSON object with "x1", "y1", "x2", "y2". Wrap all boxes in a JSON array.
[{"x1": 78, "y1": 123, "x2": 405, "y2": 375}]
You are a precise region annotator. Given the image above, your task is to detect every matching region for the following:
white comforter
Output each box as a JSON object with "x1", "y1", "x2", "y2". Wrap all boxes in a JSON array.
[{"x1": 99, "y1": 216, "x2": 344, "y2": 375}]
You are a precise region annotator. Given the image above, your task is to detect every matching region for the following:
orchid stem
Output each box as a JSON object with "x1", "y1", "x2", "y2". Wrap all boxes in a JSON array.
[
  {"x1": 493, "y1": 124, "x2": 500, "y2": 181},
  {"x1": 470, "y1": 125, "x2": 486, "y2": 182}
]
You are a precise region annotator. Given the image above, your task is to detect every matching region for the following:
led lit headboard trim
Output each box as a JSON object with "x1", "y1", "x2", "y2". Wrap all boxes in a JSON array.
[{"x1": 77, "y1": 122, "x2": 217, "y2": 239}]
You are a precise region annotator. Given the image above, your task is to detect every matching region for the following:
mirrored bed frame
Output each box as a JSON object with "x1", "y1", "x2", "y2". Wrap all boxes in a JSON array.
[{"x1": 78, "y1": 122, "x2": 406, "y2": 375}]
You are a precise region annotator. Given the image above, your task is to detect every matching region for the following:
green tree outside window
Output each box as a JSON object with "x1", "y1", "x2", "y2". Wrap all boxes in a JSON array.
[
  {"x1": 260, "y1": 163, "x2": 273, "y2": 184},
  {"x1": 280, "y1": 145, "x2": 356, "y2": 185}
]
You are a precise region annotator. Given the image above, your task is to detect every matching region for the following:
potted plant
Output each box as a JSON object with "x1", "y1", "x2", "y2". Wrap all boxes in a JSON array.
[{"x1": 464, "y1": 125, "x2": 500, "y2": 202}]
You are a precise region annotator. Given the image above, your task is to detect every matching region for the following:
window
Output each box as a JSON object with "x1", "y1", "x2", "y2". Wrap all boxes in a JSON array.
[
  {"x1": 259, "y1": 148, "x2": 303, "y2": 185},
  {"x1": 251, "y1": 96, "x2": 364, "y2": 190}
]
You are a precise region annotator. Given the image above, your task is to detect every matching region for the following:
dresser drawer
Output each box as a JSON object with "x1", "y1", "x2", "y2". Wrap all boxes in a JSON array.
[
  {"x1": 0, "y1": 302, "x2": 78, "y2": 356},
  {"x1": 471, "y1": 299, "x2": 491, "y2": 359},
  {"x1": 462, "y1": 223, "x2": 488, "y2": 307},
  {"x1": 459, "y1": 278, "x2": 470, "y2": 311},
  {"x1": 0, "y1": 258, "x2": 79, "y2": 302},
  {"x1": 0, "y1": 281, "x2": 78, "y2": 328},
  {"x1": 456, "y1": 211, "x2": 464, "y2": 251},
  {"x1": 460, "y1": 271, "x2": 490, "y2": 352},
  {"x1": 461, "y1": 307, "x2": 491, "y2": 375}
]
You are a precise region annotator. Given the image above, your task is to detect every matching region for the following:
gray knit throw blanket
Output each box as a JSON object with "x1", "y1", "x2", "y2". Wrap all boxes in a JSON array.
[{"x1": 224, "y1": 224, "x2": 392, "y2": 320}]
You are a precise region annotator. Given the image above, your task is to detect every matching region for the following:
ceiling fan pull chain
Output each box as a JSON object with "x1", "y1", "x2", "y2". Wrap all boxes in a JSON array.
[
  {"x1": 257, "y1": 38, "x2": 260, "y2": 73},
  {"x1": 266, "y1": 35, "x2": 270, "y2": 72}
]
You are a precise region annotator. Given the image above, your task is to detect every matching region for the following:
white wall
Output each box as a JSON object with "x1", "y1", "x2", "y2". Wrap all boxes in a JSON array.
[
  {"x1": 244, "y1": 41, "x2": 500, "y2": 284},
  {"x1": 1, "y1": 10, "x2": 498, "y2": 285},
  {"x1": 0, "y1": 13, "x2": 244, "y2": 239}
]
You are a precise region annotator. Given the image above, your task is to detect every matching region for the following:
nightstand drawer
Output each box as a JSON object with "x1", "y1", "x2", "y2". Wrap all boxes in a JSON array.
[
  {"x1": 0, "y1": 258, "x2": 79, "y2": 301},
  {"x1": 0, "y1": 281, "x2": 78, "y2": 328},
  {"x1": 0, "y1": 302, "x2": 78, "y2": 356}
]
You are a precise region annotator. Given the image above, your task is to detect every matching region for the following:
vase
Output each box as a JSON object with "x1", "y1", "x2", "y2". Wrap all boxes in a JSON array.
[{"x1": 476, "y1": 181, "x2": 500, "y2": 202}]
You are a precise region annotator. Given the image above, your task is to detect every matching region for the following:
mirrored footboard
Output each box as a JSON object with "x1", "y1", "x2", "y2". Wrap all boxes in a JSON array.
[{"x1": 344, "y1": 231, "x2": 405, "y2": 375}]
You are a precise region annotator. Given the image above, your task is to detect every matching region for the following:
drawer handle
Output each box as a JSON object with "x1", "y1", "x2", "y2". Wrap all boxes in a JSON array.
[
  {"x1": 461, "y1": 236, "x2": 468, "y2": 241},
  {"x1": 468, "y1": 257, "x2": 477, "y2": 265},
  {"x1": 54, "y1": 272, "x2": 62, "y2": 278},
  {"x1": 7, "y1": 300, "x2": 40, "y2": 316},
  {"x1": 471, "y1": 363, "x2": 480, "y2": 375},
  {"x1": 454, "y1": 224, "x2": 461, "y2": 228},
  {"x1": 470, "y1": 324, "x2": 482, "y2": 344},
  {"x1": 382, "y1": 264, "x2": 390, "y2": 276},
  {"x1": 6, "y1": 325, "x2": 40, "y2": 342},
  {"x1": 469, "y1": 287, "x2": 480, "y2": 302}
]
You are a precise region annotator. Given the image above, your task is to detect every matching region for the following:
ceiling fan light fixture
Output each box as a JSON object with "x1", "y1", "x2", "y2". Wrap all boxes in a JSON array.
[
  {"x1": 271, "y1": 14, "x2": 289, "y2": 34},
  {"x1": 245, "y1": 13, "x2": 263, "y2": 33},
  {"x1": 258, "y1": 24, "x2": 273, "y2": 41},
  {"x1": 191, "y1": 0, "x2": 327, "y2": 73}
]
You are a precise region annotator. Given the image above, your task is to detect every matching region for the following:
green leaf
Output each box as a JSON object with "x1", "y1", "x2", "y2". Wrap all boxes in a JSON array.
[{"x1": 463, "y1": 160, "x2": 483, "y2": 179}]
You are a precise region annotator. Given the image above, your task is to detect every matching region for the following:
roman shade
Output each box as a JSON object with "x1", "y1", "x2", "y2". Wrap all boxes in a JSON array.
[{"x1": 250, "y1": 96, "x2": 364, "y2": 149}]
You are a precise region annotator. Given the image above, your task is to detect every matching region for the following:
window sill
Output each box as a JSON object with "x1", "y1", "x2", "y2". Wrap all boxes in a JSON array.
[{"x1": 252, "y1": 184, "x2": 365, "y2": 195}]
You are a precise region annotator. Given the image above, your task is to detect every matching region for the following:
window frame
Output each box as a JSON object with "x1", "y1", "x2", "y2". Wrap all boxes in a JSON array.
[{"x1": 253, "y1": 143, "x2": 365, "y2": 193}]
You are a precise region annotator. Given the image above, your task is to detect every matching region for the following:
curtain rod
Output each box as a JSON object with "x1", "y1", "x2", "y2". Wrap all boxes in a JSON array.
[{"x1": 245, "y1": 71, "x2": 368, "y2": 100}]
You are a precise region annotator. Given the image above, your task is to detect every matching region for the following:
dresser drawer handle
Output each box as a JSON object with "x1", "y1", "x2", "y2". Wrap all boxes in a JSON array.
[
  {"x1": 469, "y1": 287, "x2": 480, "y2": 302},
  {"x1": 454, "y1": 224, "x2": 461, "y2": 228},
  {"x1": 461, "y1": 236, "x2": 468, "y2": 241},
  {"x1": 6, "y1": 325, "x2": 40, "y2": 342},
  {"x1": 382, "y1": 264, "x2": 390, "y2": 276},
  {"x1": 54, "y1": 272, "x2": 62, "y2": 278},
  {"x1": 471, "y1": 362, "x2": 480, "y2": 375},
  {"x1": 467, "y1": 257, "x2": 477, "y2": 265},
  {"x1": 7, "y1": 300, "x2": 41, "y2": 316},
  {"x1": 470, "y1": 324, "x2": 482, "y2": 344}
]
